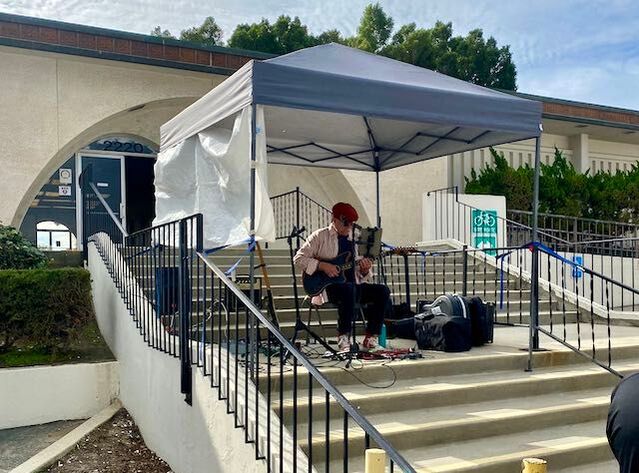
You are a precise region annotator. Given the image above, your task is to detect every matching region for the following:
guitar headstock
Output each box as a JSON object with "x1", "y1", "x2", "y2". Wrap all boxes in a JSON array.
[{"x1": 384, "y1": 246, "x2": 419, "y2": 256}]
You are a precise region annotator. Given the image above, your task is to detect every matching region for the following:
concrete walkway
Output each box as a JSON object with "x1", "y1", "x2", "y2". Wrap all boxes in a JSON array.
[{"x1": 0, "y1": 419, "x2": 85, "y2": 472}]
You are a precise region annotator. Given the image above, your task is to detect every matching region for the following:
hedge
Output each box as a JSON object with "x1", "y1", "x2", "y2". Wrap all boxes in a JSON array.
[
  {"x1": 0, "y1": 224, "x2": 48, "y2": 269},
  {"x1": 0, "y1": 268, "x2": 94, "y2": 353},
  {"x1": 465, "y1": 147, "x2": 639, "y2": 223}
]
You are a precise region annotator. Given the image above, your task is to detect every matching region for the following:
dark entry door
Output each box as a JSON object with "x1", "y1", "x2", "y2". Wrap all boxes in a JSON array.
[
  {"x1": 125, "y1": 156, "x2": 155, "y2": 234},
  {"x1": 81, "y1": 156, "x2": 123, "y2": 219},
  {"x1": 79, "y1": 155, "x2": 124, "y2": 245}
]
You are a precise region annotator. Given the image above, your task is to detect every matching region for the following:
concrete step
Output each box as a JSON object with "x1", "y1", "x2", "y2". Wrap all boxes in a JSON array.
[
  {"x1": 260, "y1": 343, "x2": 639, "y2": 392},
  {"x1": 317, "y1": 420, "x2": 612, "y2": 473},
  {"x1": 277, "y1": 358, "x2": 630, "y2": 423},
  {"x1": 556, "y1": 460, "x2": 617, "y2": 472},
  {"x1": 301, "y1": 387, "x2": 611, "y2": 461}
]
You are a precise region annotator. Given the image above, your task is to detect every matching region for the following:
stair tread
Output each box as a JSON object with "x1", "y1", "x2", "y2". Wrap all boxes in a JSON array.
[
  {"x1": 404, "y1": 419, "x2": 610, "y2": 472},
  {"x1": 306, "y1": 385, "x2": 613, "y2": 436},
  {"x1": 284, "y1": 357, "x2": 630, "y2": 404},
  {"x1": 557, "y1": 460, "x2": 617, "y2": 473},
  {"x1": 317, "y1": 420, "x2": 611, "y2": 473}
]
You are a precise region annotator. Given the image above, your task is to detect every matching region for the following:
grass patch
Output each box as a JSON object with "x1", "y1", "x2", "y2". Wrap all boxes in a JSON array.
[{"x1": 0, "y1": 320, "x2": 114, "y2": 368}]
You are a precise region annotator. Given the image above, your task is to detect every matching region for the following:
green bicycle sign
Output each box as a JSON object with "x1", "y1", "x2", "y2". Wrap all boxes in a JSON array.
[{"x1": 471, "y1": 209, "x2": 498, "y2": 254}]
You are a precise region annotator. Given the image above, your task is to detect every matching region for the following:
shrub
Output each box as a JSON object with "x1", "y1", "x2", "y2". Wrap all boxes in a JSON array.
[
  {"x1": 0, "y1": 268, "x2": 94, "y2": 353},
  {"x1": 465, "y1": 147, "x2": 639, "y2": 223},
  {"x1": 0, "y1": 224, "x2": 48, "y2": 269}
]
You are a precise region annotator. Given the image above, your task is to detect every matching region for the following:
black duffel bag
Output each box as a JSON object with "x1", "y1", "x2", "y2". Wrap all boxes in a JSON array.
[
  {"x1": 414, "y1": 295, "x2": 472, "y2": 352},
  {"x1": 465, "y1": 296, "x2": 495, "y2": 346}
]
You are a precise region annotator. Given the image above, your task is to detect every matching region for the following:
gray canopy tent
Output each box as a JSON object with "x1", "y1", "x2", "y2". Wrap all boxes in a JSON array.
[
  {"x1": 161, "y1": 43, "x2": 543, "y2": 229},
  {"x1": 158, "y1": 43, "x2": 544, "y2": 352}
]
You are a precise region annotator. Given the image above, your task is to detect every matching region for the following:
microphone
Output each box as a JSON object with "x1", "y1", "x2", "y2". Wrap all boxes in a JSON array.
[{"x1": 289, "y1": 226, "x2": 306, "y2": 239}]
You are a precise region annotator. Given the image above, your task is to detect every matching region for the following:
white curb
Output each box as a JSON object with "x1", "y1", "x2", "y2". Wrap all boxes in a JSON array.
[{"x1": 10, "y1": 399, "x2": 122, "y2": 473}]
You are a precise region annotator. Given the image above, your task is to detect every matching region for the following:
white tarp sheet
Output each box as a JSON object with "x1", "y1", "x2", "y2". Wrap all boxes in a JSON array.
[{"x1": 153, "y1": 106, "x2": 275, "y2": 248}]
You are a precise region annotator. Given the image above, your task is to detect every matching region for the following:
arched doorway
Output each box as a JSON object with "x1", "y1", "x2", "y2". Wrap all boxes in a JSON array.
[{"x1": 20, "y1": 136, "x2": 157, "y2": 249}]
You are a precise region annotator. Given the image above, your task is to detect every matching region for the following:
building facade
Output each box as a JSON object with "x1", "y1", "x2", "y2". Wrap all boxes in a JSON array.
[{"x1": 2, "y1": 13, "x2": 639, "y2": 247}]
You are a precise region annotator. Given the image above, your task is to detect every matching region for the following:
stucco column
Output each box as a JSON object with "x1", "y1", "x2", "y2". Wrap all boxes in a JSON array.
[
  {"x1": 570, "y1": 133, "x2": 590, "y2": 174},
  {"x1": 446, "y1": 153, "x2": 465, "y2": 190}
]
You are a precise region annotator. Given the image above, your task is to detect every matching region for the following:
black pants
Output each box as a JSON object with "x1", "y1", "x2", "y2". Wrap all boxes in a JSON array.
[{"x1": 325, "y1": 283, "x2": 390, "y2": 335}]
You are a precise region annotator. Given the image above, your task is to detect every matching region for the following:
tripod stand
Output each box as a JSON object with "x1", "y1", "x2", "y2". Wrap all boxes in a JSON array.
[{"x1": 287, "y1": 226, "x2": 338, "y2": 357}]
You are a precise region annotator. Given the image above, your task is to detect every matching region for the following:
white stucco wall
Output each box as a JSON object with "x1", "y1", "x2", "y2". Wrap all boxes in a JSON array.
[
  {"x1": 89, "y1": 243, "x2": 268, "y2": 473},
  {"x1": 421, "y1": 192, "x2": 507, "y2": 247},
  {"x1": 0, "y1": 361, "x2": 119, "y2": 429},
  {"x1": 343, "y1": 157, "x2": 448, "y2": 245},
  {"x1": 0, "y1": 45, "x2": 220, "y2": 227}
]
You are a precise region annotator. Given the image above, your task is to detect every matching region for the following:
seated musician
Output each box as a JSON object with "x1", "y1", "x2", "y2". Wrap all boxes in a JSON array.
[{"x1": 293, "y1": 202, "x2": 391, "y2": 352}]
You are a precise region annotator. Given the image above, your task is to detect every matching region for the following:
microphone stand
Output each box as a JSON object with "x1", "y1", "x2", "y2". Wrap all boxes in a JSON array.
[
  {"x1": 345, "y1": 224, "x2": 360, "y2": 368},
  {"x1": 287, "y1": 226, "x2": 337, "y2": 358}
]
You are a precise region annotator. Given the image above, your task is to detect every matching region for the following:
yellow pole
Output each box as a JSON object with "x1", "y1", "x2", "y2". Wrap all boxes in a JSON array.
[
  {"x1": 365, "y1": 449, "x2": 386, "y2": 473},
  {"x1": 522, "y1": 457, "x2": 547, "y2": 473}
]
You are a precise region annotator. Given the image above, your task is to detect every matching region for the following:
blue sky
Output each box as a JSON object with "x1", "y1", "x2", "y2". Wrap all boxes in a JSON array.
[{"x1": 3, "y1": 0, "x2": 639, "y2": 109}]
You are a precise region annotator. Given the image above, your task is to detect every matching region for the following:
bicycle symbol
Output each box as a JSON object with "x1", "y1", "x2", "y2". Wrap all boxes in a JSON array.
[{"x1": 473, "y1": 212, "x2": 496, "y2": 228}]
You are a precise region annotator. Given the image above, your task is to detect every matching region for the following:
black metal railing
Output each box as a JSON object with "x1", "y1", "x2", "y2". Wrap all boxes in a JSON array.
[
  {"x1": 376, "y1": 242, "x2": 639, "y2": 377},
  {"x1": 375, "y1": 245, "x2": 535, "y2": 326},
  {"x1": 83, "y1": 180, "x2": 416, "y2": 472},
  {"x1": 425, "y1": 186, "x2": 566, "y2": 248},
  {"x1": 508, "y1": 209, "x2": 639, "y2": 244},
  {"x1": 271, "y1": 187, "x2": 332, "y2": 244},
  {"x1": 533, "y1": 243, "x2": 639, "y2": 377}
]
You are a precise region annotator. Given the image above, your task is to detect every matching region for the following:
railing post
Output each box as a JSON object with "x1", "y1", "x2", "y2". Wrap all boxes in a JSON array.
[
  {"x1": 179, "y1": 219, "x2": 192, "y2": 405},
  {"x1": 528, "y1": 135, "x2": 542, "y2": 371},
  {"x1": 403, "y1": 253, "x2": 411, "y2": 309},
  {"x1": 527, "y1": 244, "x2": 540, "y2": 371},
  {"x1": 80, "y1": 165, "x2": 92, "y2": 261},
  {"x1": 462, "y1": 245, "x2": 468, "y2": 296},
  {"x1": 295, "y1": 186, "x2": 301, "y2": 250}
]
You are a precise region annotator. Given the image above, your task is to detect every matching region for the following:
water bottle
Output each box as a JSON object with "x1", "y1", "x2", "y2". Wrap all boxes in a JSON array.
[{"x1": 379, "y1": 323, "x2": 387, "y2": 348}]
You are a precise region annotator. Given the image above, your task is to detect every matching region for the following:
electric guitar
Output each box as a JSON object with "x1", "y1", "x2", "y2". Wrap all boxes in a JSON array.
[{"x1": 302, "y1": 252, "x2": 355, "y2": 296}]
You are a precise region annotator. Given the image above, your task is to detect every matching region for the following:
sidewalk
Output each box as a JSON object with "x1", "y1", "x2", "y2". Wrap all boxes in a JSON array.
[{"x1": 0, "y1": 420, "x2": 84, "y2": 472}]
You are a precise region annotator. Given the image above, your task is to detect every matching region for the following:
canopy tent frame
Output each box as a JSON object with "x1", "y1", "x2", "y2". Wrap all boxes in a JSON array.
[{"x1": 157, "y1": 43, "x2": 545, "y2": 360}]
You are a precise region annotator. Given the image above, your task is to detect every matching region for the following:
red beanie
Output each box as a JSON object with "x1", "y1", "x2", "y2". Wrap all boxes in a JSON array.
[{"x1": 332, "y1": 202, "x2": 358, "y2": 223}]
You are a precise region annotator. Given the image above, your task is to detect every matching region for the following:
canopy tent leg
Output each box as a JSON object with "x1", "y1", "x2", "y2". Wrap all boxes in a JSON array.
[
  {"x1": 527, "y1": 135, "x2": 542, "y2": 371},
  {"x1": 375, "y1": 169, "x2": 381, "y2": 227},
  {"x1": 249, "y1": 103, "x2": 257, "y2": 379}
]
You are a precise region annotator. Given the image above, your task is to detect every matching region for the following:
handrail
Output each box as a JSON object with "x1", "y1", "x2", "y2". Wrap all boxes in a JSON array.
[
  {"x1": 508, "y1": 208, "x2": 639, "y2": 229},
  {"x1": 88, "y1": 182, "x2": 128, "y2": 237},
  {"x1": 271, "y1": 188, "x2": 332, "y2": 213},
  {"x1": 454, "y1": 195, "x2": 571, "y2": 246},
  {"x1": 299, "y1": 190, "x2": 332, "y2": 213},
  {"x1": 537, "y1": 244, "x2": 639, "y2": 295},
  {"x1": 197, "y1": 251, "x2": 417, "y2": 473},
  {"x1": 270, "y1": 189, "x2": 297, "y2": 200},
  {"x1": 573, "y1": 235, "x2": 639, "y2": 247}
]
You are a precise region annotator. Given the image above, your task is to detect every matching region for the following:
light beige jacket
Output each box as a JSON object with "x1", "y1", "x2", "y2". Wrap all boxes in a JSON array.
[{"x1": 293, "y1": 223, "x2": 372, "y2": 305}]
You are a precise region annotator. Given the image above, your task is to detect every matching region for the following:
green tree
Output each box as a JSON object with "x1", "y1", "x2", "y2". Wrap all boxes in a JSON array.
[
  {"x1": 228, "y1": 16, "x2": 316, "y2": 54},
  {"x1": 352, "y1": 2, "x2": 394, "y2": 52},
  {"x1": 316, "y1": 29, "x2": 347, "y2": 45},
  {"x1": 166, "y1": 4, "x2": 518, "y2": 89},
  {"x1": 150, "y1": 26, "x2": 176, "y2": 39},
  {"x1": 179, "y1": 16, "x2": 223, "y2": 46},
  {"x1": 382, "y1": 21, "x2": 517, "y2": 89}
]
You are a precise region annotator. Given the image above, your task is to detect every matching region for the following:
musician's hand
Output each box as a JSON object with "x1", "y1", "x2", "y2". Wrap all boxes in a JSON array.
[
  {"x1": 318, "y1": 262, "x2": 340, "y2": 278},
  {"x1": 358, "y1": 258, "x2": 372, "y2": 275}
]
